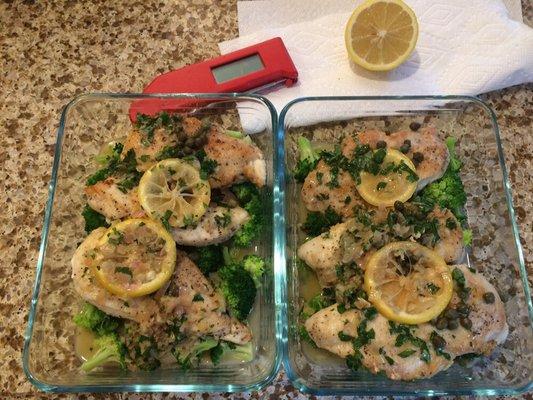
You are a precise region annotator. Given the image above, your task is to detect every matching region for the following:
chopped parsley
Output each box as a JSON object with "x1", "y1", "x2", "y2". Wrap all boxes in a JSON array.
[
  {"x1": 398, "y1": 349, "x2": 416, "y2": 358},
  {"x1": 160, "y1": 210, "x2": 173, "y2": 231},
  {"x1": 214, "y1": 210, "x2": 232, "y2": 228},
  {"x1": 81, "y1": 205, "x2": 109, "y2": 233},
  {"x1": 379, "y1": 347, "x2": 395, "y2": 365},
  {"x1": 376, "y1": 181, "x2": 387, "y2": 191},
  {"x1": 115, "y1": 266, "x2": 132, "y2": 278},
  {"x1": 196, "y1": 149, "x2": 218, "y2": 180},
  {"x1": 107, "y1": 228, "x2": 124, "y2": 245},
  {"x1": 338, "y1": 331, "x2": 354, "y2": 342},
  {"x1": 192, "y1": 293, "x2": 204, "y2": 302},
  {"x1": 135, "y1": 112, "x2": 183, "y2": 146},
  {"x1": 427, "y1": 283, "x2": 440, "y2": 294},
  {"x1": 301, "y1": 207, "x2": 342, "y2": 236},
  {"x1": 388, "y1": 321, "x2": 431, "y2": 364}
]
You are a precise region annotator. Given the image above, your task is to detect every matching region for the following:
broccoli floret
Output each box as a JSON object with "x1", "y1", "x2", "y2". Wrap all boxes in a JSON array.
[
  {"x1": 173, "y1": 337, "x2": 219, "y2": 370},
  {"x1": 218, "y1": 263, "x2": 257, "y2": 321},
  {"x1": 196, "y1": 245, "x2": 224, "y2": 275},
  {"x1": 210, "y1": 341, "x2": 254, "y2": 365},
  {"x1": 73, "y1": 303, "x2": 121, "y2": 336},
  {"x1": 80, "y1": 333, "x2": 126, "y2": 372},
  {"x1": 231, "y1": 183, "x2": 265, "y2": 247},
  {"x1": 242, "y1": 255, "x2": 266, "y2": 287},
  {"x1": 463, "y1": 229, "x2": 473, "y2": 246},
  {"x1": 446, "y1": 137, "x2": 462, "y2": 172},
  {"x1": 294, "y1": 136, "x2": 320, "y2": 183},
  {"x1": 301, "y1": 206, "x2": 342, "y2": 236},
  {"x1": 231, "y1": 182, "x2": 259, "y2": 204},
  {"x1": 418, "y1": 137, "x2": 467, "y2": 223},
  {"x1": 81, "y1": 205, "x2": 109, "y2": 233}
]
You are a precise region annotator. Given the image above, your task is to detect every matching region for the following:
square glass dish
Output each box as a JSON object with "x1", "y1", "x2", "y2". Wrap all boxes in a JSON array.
[
  {"x1": 276, "y1": 96, "x2": 533, "y2": 396},
  {"x1": 23, "y1": 93, "x2": 281, "y2": 393}
]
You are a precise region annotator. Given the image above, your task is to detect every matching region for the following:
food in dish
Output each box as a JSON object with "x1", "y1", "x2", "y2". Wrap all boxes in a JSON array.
[
  {"x1": 295, "y1": 127, "x2": 508, "y2": 380},
  {"x1": 72, "y1": 113, "x2": 268, "y2": 372}
]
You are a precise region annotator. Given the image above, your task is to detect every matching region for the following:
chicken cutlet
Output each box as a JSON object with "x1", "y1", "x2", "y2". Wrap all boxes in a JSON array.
[{"x1": 305, "y1": 266, "x2": 507, "y2": 380}]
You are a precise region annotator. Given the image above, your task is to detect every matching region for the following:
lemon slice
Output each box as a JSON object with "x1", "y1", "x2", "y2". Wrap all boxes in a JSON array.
[
  {"x1": 356, "y1": 148, "x2": 417, "y2": 207},
  {"x1": 90, "y1": 218, "x2": 176, "y2": 298},
  {"x1": 138, "y1": 158, "x2": 210, "y2": 228},
  {"x1": 364, "y1": 241, "x2": 453, "y2": 324},
  {"x1": 345, "y1": 0, "x2": 419, "y2": 71}
]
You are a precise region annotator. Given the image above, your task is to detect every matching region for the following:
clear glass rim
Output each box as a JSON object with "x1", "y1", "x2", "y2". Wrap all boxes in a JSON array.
[
  {"x1": 22, "y1": 92, "x2": 281, "y2": 393},
  {"x1": 276, "y1": 95, "x2": 532, "y2": 396}
]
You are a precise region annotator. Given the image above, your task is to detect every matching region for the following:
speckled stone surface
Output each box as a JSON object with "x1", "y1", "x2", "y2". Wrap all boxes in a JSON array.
[{"x1": 0, "y1": 0, "x2": 531, "y2": 399}]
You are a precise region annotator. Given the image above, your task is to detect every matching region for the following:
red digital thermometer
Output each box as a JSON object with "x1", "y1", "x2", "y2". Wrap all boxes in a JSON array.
[{"x1": 129, "y1": 37, "x2": 298, "y2": 121}]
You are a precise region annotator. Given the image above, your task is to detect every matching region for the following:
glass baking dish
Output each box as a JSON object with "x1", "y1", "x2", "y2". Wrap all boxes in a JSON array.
[
  {"x1": 22, "y1": 93, "x2": 281, "y2": 393},
  {"x1": 276, "y1": 95, "x2": 533, "y2": 396}
]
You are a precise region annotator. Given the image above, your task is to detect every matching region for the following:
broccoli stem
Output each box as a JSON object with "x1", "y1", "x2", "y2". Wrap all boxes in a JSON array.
[
  {"x1": 81, "y1": 345, "x2": 123, "y2": 372},
  {"x1": 298, "y1": 136, "x2": 319, "y2": 162}
]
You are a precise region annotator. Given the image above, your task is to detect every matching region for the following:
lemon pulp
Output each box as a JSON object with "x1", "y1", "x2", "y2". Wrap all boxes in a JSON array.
[{"x1": 138, "y1": 158, "x2": 210, "y2": 228}]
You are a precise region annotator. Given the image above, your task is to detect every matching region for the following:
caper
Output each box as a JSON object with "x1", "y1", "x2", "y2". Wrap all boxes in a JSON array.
[
  {"x1": 399, "y1": 143, "x2": 410, "y2": 154},
  {"x1": 459, "y1": 287, "x2": 471, "y2": 301},
  {"x1": 431, "y1": 333, "x2": 446, "y2": 349},
  {"x1": 483, "y1": 292, "x2": 495, "y2": 304},
  {"x1": 436, "y1": 318, "x2": 448, "y2": 330},
  {"x1": 394, "y1": 201, "x2": 405, "y2": 212},
  {"x1": 412, "y1": 152, "x2": 424, "y2": 163},
  {"x1": 376, "y1": 140, "x2": 387, "y2": 149},
  {"x1": 183, "y1": 146, "x2": 191, "y2": 154},
  {"x1": 460, "y1": 317, "x2": 472, "y2": 330},
  {"x1": 409, "y1": 122, "x2": 421, "y2": 131},
  {"x1": 185, "y1": 138, "x2": 194, "y2": 147},
  {"x1": 456, "y1": 303, "x2": 470, "y2": 316},
  {"x1": 194, "y1": 136, "x2": 205, "y2": 146},
  {"x1": 445, "y1": 309, "x2": 459, "y2": 320},
  {"x1": 447, "y1": 319, "x2": 459, "y2": 330}
]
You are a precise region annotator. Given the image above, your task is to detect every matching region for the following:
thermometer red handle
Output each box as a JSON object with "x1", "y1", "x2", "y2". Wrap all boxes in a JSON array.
[{"x1": 129, "y1": 37, "x2": 298, "y2": 120}]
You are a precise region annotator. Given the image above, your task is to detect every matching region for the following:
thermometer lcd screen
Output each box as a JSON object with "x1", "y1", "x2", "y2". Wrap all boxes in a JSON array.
[{"x1": 211, "y1": 54, "x2": 265, "y2": 84}]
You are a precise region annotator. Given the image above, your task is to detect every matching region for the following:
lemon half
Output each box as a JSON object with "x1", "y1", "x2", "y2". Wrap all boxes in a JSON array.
[
  {"x1": 91, "y1": 218, "x2": 176, "y2": 298},
  {"x1": 138, "y1": 158, "x2": 210, "y2": 228},
  {"x1": 364, "y1": 241, "x2": 453, "y2": 325},
  {"x1": 345, "y1": 0, "x2": 419, "y2": 71}
]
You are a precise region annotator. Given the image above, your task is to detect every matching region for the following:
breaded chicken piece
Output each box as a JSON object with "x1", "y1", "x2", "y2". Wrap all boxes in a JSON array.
[
  {"x1": 204, "y1": 130, "x2": 266, "y2": 188},
  {"x1": 298, "y1": 208, "x2": 464, "y2": 287},
  {"x1": 305, "y1": 305, "x2": 452, "y2": 380},
  {"x1": 172, "y1": 205, "x2": 250, "y2": 246},
  {"x1": 122, "y1": 117, "x2": 206, "y2": 172},
  {"x1": 430, "y1": 208, "x2": 464, "y2": 263},
  {"x1": 343, "y1": 127, "x2": 450, "y2": 190},
  {"x1": 71, "y1": 228, "x2": 159, "y2": 325},
  {"x1": 73, "y1": 233, "x2": 251, "y2": 344},
  {"x1": 122, "y1": 127, "x2": 177, "y2": 172},
  {"x1": 306, "y1": 266, "x2": 507, "y2": 380},
  {"x1": 85, "y1": 177, "x2": 145, "y2": 221},
  {"x1": 438, "y1": 264, "x2": 508, "y2": 356},
  {"x1": 164, "y1": 252, "x2": 252, "y2": 345},
  {"x1": 297, "y1": 219, "x2": 368, "y2": 287},
  {"x1": 301, "y1": 160, "x2": 366, "y2": 218}
]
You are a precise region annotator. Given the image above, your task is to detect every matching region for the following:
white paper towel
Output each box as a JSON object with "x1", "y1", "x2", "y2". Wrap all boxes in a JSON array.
[
  {"x1": 237, "y1": 0, "x2": 523, "y2": 36},
  {"x1": 220, "y1": 0, "x2": 533, "y2": 130}
]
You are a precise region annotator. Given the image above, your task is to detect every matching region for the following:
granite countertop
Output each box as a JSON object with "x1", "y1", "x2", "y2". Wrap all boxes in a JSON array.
[{"x1": 0, "y1": 0, "x2": 531, "y2": 399}]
